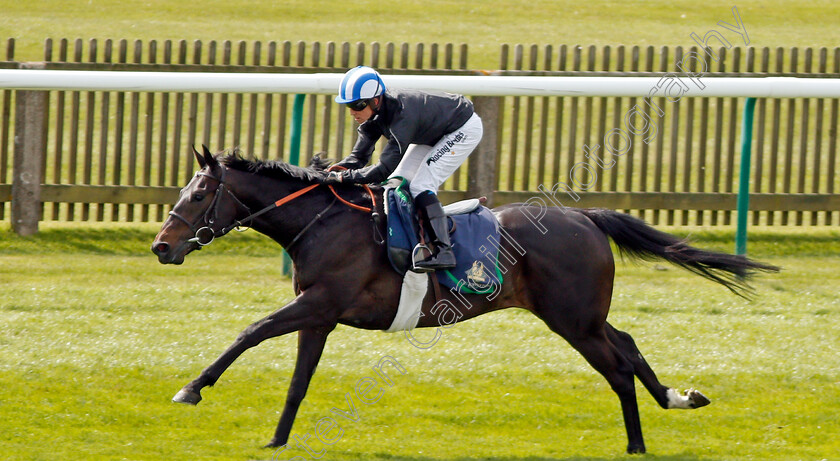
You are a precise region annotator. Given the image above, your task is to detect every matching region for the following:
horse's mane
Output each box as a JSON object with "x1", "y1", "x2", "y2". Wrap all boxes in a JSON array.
[{"x1": 219, "y1": 150, "x2": 331, "y2": 184}]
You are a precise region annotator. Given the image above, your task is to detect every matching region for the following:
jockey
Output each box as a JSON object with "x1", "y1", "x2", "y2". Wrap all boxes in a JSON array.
[{"x1": 326, "y1": 66, "x2": 483, "y2": 272}]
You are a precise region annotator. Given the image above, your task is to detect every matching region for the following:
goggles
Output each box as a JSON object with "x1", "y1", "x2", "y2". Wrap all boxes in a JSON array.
[{"x1": 346, "y1": 99, "x2": 370, "y2": 111}]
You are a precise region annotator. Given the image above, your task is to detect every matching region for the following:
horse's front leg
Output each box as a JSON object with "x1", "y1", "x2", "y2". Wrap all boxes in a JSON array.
[
  {"x1": 265, "y1": 327, "x2": 332, "y2": 448},
  {"x1": 172, "y1": 292, "x2": 335, "y2": 405}
]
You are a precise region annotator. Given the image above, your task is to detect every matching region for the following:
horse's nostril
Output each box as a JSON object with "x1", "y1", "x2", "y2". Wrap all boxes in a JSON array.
[{"x1": 152, "y1": 241, "x2": 170, "y2": 255}]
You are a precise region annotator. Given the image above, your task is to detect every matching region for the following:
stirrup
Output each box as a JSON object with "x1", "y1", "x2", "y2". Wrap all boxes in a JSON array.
[
  {"x1": 414, "y1": 248, "x2": 456, "y2": 271},
  {"x1": 411, "y1": 243, "x2": 434, "y2": 273}
]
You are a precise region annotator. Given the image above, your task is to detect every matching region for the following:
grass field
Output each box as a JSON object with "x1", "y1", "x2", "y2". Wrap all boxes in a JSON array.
[
  {"x1": 2, "y1": 2, "x2": 840, "y2": 460},
  {"x1": 2, "y1": 1, "x2": 840, "y2": 68},
  {"x1": 0, "y1": 223, "x2": 838, "y2": 460}
]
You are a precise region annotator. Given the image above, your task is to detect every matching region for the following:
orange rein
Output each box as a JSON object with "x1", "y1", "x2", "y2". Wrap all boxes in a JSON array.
[
  {"x1": 272, "y1": 166, "x2": 377, "y2": 214},
  {"x1": 324, "y1": 165, "x2": 378, "y2": 213},
  {"x1": 273, "y1": 184, "x2": 320, "y2": 207}
]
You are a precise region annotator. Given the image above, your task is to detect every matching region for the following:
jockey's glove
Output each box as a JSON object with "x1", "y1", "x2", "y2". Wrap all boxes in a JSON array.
[{"x1": 324, "y1": 171, "x2": 345, "y2": 184}]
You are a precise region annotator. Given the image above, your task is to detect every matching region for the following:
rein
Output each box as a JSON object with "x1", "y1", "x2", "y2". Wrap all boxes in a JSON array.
[
  {"x1": 325, "y1": 165, "x2": 384, "y2": 244},
  {"x1": 172, "y1": 167, "x2": 382, "y2": 248},
  {"x1": 325, "y1": 165, "x2": 378, "y2": 214},
  {"x1": 327, "y1": 184, "x2": 376, "y2": 213}
]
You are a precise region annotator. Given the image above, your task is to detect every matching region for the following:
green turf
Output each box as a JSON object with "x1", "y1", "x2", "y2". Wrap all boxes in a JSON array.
[
  {"x1": 2, "y1": 2, "x2": 839, "y2": 459},
  {"x1": 0, "y1": 223, "x2": 838, "y2": 460},
  {"x1": 2, "y1": 1, "x2": 839, "y2": 68}
]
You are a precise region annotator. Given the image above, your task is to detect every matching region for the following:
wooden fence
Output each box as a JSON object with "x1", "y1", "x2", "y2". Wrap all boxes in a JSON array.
[
  {"x1": 495, "y1": 44, "x2": 839, "y2": 227},
  {"x1": 1, "y1": 38, "x2": 838, "y2": 231}
]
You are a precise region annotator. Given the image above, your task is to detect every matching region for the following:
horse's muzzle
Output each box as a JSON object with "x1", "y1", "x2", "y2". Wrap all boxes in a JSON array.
[{"x1": 151, "y1": 240, "x2": 187, "y2": 265}]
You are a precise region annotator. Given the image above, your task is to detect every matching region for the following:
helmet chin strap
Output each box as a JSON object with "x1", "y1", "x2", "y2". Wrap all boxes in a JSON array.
[{"x1": 370, "y1": 95, "x2": 382, "y2": 114}]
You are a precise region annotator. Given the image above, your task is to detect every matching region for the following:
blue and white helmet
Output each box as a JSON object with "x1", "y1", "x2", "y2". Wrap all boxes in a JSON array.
[{"x1": 335, "y1": 66, "x2": 386, "y2": 104}]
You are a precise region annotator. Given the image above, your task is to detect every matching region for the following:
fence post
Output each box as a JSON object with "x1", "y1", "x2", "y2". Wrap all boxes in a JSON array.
[
  {"x1": 469, "y1": 96, "x2": 501, "y2": 206},
  {"x1": 12, "y1": 62, "x2": 48, "y2": 236},
  {"x1": 735, "y1": 97, "x2": 757, "y2": 255},
  {"x1": 282, "y1": 93, "x2": 306, "y2": 275}
]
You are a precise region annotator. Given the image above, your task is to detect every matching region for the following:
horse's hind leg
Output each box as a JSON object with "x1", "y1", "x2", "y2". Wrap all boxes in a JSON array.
[
  {"x1": 560, "y1": 330, "x2": 647, "y2": 454},
  {"x1": 532, "y1": 291, "x2": 646, "y2": 451},
  {"x1": 605, "y1": 323, "x2": 711, "y2": 410},
  {"x1": 536, "y1": 301, "x2": 647, "y2": 453}
]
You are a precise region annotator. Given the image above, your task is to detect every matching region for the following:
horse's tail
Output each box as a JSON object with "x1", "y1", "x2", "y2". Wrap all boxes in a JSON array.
[{"x1": 578, "y1": 208, "x2": 779, "y2": 298}]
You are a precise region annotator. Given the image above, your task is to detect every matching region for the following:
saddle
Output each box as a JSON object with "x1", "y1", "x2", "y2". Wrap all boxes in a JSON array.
[{"x1": 383, "y1": 178, "x2": 503, "y2": 295}]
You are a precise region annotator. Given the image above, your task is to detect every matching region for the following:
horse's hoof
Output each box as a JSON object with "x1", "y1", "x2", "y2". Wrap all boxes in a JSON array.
[
  {"x1": 264, "y1": 439, "x2": 286, "y2": 449},
  {"x1": 688, "y1": 389, "x2": 711, "y2": 408},
  {"x1": 626, "y1": 443, "x2": 646, "y2": 454},
  {"x1": 667, "y1": 388, "x2": 711, "y2": 409},
  {"x1": 172, "y1": 389, "x2": 202, "y2": 405}
]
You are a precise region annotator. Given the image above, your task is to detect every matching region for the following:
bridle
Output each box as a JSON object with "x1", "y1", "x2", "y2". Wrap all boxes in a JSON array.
[
  {"x1": 167, "y1": 167, "x2": 254, "y2": 248},
  {"x1": 169, "y1": 166, "x2": 383, "y2": 249}
]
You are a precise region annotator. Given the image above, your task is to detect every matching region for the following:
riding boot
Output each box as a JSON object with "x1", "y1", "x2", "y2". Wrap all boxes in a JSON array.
[{"x1": 413, "y1": 192, "x2": 456, "y2": 272}]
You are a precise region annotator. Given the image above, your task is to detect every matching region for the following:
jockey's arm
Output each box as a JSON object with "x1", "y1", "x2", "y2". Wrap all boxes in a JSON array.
[
  {"x1": 340, "y1": 136, "x2": 402, "y2": 185},
  {"x1": 335, "y1": 127, "x2": 377, "y2": 170}
]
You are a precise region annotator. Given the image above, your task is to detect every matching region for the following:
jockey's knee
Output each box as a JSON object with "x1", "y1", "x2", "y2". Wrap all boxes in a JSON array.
[{"x1": 409, "y1": 182, "x2": 436, "y2": 199}]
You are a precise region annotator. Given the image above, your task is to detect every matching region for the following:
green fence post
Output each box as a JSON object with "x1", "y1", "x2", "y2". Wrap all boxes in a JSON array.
[
  {"x1": 735, "y1": 97, "x2": 757, "y2": 256},
  {"x1": 282, "y1": 94, "x2": 306, "y2": 275}
]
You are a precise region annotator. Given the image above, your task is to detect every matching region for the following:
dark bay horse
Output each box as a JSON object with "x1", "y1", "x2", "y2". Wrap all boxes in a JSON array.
[{"x1": 151, "y1": 147, "x2": 778, "y2": 454}]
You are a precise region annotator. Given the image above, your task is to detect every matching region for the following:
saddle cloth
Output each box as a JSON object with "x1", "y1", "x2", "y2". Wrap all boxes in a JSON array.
[{"x1": 383, "y1": 178, "x2": 503, "y2": 296}]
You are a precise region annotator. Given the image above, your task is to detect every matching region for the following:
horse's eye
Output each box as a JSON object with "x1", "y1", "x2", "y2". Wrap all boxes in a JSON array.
[{"x1": 192, "y1": 193, "x2": 205, "y2": 202}]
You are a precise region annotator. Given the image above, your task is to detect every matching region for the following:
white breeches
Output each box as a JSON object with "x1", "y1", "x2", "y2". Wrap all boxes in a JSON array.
[{"x1": 390, "y1": 113, "x2": 483, "y2": 198}]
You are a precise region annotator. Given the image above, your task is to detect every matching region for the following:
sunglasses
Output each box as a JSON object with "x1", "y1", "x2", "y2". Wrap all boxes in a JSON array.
[{"x1": 346, "y1": 99, "x2": 369, "y2": 111}]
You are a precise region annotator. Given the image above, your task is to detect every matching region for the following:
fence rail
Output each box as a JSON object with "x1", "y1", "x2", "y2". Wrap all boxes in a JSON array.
[
  {"x1": 1, "y1": 38, "x2": 838, "y2": 233},
  {"x1": 496, "y1": 43, "x2": 839, "y2": 227}
]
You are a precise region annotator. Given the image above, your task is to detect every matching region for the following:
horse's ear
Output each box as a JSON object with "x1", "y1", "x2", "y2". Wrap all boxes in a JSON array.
[
  {"x1": 201, "y1": 144, "x2": 219, "y2": 168},
  {"x1": 193, "y1": 145, "x2": 206, "y2": 169}
]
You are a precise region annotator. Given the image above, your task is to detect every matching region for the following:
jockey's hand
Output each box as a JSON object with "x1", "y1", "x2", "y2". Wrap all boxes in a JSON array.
[{"x1": 324, "y1": 170, "x2": 344, "y2": 184}]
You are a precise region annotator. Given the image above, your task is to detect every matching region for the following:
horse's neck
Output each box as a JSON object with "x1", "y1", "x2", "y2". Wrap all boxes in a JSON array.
[
  {"x1": 226, "y1": 173, "x2": 314, "y2": 237},
  {"x1": 227, "y1": 169, "x2": 382, "y2": 249}
]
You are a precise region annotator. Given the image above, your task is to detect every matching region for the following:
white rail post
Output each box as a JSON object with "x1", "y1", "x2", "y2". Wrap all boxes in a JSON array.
[{"x1": 11, "y1": 62, "x2": 48, "y2": 236}]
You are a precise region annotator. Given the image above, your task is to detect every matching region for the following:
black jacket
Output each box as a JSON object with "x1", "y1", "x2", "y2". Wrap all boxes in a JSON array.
[{"x1": 336, "y1": 89, "x2": 474, "y2": 184}]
